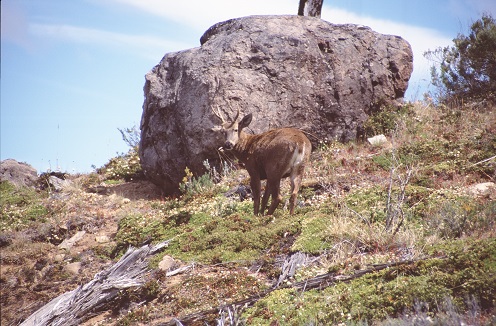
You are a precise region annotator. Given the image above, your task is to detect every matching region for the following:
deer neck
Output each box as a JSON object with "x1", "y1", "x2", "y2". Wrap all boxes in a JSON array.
[{"x1": 233, "y1": 131, "x2": 254, "y2": 162}]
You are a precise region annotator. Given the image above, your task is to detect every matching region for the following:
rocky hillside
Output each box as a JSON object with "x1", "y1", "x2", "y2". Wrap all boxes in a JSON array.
[{"x1": 1, "y1": 101, "x2": 495, "y2": 325}]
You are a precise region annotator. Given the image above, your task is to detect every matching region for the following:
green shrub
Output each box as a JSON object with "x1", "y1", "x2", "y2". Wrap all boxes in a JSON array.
[
  {"x1": 425, "y1": 13, "x2": 496, "y2": 103},
  {"x1": 179, "y1": 166, "x2": 216, "y2": 198},
  {"x1": 363, "y1": 104, "x2": 415, "y2": 138},
  {"x1": 98, "y1": 125, "x2": 142, "y2": 181},
  {"x1": 98, "y1": 147, "x2": 142, "y2": 181},
  {"x1": 114, "y1": 201, "x2": 303, "y2": 264},
  {"x1": 424, "y1": 197, "x2": 496, "y2": 239},
  {"x1": 0, "y1": 181, "x2": 49, "y2": 231}
]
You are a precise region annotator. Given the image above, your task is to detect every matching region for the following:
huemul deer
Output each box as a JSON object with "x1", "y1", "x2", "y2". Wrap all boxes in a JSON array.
[{"x1": 215, "y1": 110, "x2": 311, "y2": 215}]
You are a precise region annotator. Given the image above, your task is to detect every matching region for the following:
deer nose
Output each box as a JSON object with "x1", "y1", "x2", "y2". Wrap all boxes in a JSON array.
[{"x1": 224, "y1": 141, "x2": 234, "y2": 150}]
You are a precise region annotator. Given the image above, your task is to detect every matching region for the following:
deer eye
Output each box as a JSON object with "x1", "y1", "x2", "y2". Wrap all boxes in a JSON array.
[{"x1": 234, "y1": 129, "x2": 238, "y2": 132}]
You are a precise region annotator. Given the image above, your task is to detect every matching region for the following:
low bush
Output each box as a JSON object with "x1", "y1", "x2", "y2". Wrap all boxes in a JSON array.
[{"x1": 0, "y1": 181, "x2": 49, "y2": 231}]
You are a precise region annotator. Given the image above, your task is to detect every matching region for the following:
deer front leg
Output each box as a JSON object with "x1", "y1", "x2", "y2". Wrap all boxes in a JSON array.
[{"x1": 250, "y1": 177, "x2": 261, "y2": 215}]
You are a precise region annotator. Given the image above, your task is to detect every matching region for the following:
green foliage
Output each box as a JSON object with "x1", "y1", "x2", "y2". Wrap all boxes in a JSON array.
[
  {"x1": 178, "y1": 160, "x2": 225, "y2": 199},
  {"x1": 386, "y1": 104, "x2": 496, "y2": 183},
  {"x1": 118, "y1": 125, "x2": 140, "y2": 148},
  {"x1": 0, "y1": 181, "x2": 49, "y2": 231},
  {"x1": 425, "y1": 13, "x2": 496, "y2": 103},
  {"x1": 114, "y1": 200, "x2": 302, "y2": 264},
  {"x1": 98, "y1": 124, "x2": 142, "y2": 181},
  {"x1": 98, "y1": 147, "x2": 141, "y2": 181},
  {"x1": 363, "y1": 104, "x2": 415, "y2": 138},
  {"x1": 423, "y1": 196, "x2": 496, "y2": 239},
  {"x1": 179, "y1": 166, "x2": 216, "y2": 198},
  {"x1": 244, "y1": 238, "x2": 496, "y2": 324},
  {"x1": 165, "y1": 211, "x2": 301, "y2": 263},
  {"x1": 346, "y1": 186, "x2": 389, "y2": 223}
]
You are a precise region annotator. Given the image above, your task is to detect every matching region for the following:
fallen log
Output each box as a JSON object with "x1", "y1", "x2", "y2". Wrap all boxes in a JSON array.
[
  {"x1": 160, "y1": 257, "x2": 438, "y2": 325},
  {"x1": 20, "y1": 240, "x2": 170, "y2": 326}
]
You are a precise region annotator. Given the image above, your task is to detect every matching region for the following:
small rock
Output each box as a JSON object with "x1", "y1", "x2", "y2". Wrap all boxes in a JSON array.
[
  {"x1": 54, "y1": 254, "x2": 66, "y2": 262},
  {"x1": 224, "y1": 185, "x2": 252, "y2": 201},
  {"x1": 48, "y1": 176, "x2": 72, "y2": 192},
  {"x1": 466, "y1": 182, "x2": 496, "y2": 198},
  {"x1": 6, "y1": 276, "x2": 18, "y2": 288},
  {"x1": 65, "y1": 262, "x2": 82, "y2": 275},
  {"x1": 58, "y1": 230, "x2": 86, "y2": 251},
  {"x1": 367, "y1": 134, "x2": 390, "y2": 148},
  {"x1": 158, "y1": 255, "x2": 176, "y2": 272},
  {"x1": 95, "y1": 235, "x2": 110, "y2": 243},
  {"x1": 0, "y1": 234, "x2": 12, "y2": 248}
]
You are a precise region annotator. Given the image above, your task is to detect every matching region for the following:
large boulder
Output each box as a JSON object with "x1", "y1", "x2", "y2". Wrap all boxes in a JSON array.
[
  {"x1": 0, "y1": 159, "x2": 38, "y2": 188},
  {"x1": 140, "y1": 15, "x2": 413, "y2": 194}
]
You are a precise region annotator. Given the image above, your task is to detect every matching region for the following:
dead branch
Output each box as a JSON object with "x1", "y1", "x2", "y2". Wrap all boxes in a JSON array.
[
  {"x1": 470, "y1": 154, "x2": 496, "y2": 167},
  {"x1": 159, "y1": 257, "x2": 436, "y2": 325},
  {"x1": 20, "y1": 240, "x2": 170, "y2": 326},
  {"x1": 275, "y1": 252, "x2": 319, "y2": 287}
]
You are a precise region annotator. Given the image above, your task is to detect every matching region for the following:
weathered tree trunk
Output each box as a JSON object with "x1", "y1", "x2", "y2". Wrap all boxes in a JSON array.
[
  {"x1": 20, "y1": 241, "x2": 169, "y2": 326},
  {"x1": 298, "y1": 0, "x2": 324, "y2": 18}
]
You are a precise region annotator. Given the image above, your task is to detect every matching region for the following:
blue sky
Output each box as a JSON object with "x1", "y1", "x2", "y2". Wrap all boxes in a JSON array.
[{"x1": 2, "y1": 0, "x2": 495, "y2": 174}]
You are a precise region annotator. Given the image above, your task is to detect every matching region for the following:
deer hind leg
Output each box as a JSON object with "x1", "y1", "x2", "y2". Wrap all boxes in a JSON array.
[
  {"x1": 250, "y1": 177, "x2": 261, "y2": 215},
  {"x1": 266, "y1": 178, "x2": 282, "y2": 215},
  {"x1": 289, "y1": 165, "x2": 305, "y2": 215},
  {"x1": 260, "y1": 182, "x2": 271, "y2": 216}
]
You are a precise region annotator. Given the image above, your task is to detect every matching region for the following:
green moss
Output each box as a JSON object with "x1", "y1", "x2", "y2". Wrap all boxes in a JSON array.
[
  {"x1": 291, "y1": 213, "x2": 333, "y2": 254},
  {"x1": 372, "y1": 153, "x2": 393, "y2": 170},
  {"x1": 168, "y1": 212, "x2": 301, "y2": 263},
  {"x1": 345, "y1": 186, "x2": 388, "y2": 223},
  {"x1": 114, "y1": 201, "x2": 303, "y2": 264},
  {"x1": 244, "y1": 238, "x2": 496, "y2": 325},
  {"x1": 414, "y1": 192, "x2": 496, "y2": 239}
]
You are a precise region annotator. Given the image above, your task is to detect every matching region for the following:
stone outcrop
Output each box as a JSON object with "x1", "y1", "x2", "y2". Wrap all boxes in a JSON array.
[
  {"x1": 139, "y1": 15, "x2": 413, "y2": 194},
  {"x1": 0, "y1": 159, "x2": 38, "y2": 188}
]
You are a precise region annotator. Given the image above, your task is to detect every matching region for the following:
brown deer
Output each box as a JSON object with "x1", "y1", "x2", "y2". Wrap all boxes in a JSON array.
[{"x1": 215, "y1": 109, "x2": 311, "y2": 215}]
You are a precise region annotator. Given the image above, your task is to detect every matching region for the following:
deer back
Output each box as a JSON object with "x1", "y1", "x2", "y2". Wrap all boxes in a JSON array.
[{"x1": 234, "y1": 128, "x2": 311, "y2": 180}]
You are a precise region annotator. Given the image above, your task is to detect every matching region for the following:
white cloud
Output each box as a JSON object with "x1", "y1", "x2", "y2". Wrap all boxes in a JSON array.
[
  {"x1": 28, "y1": 23, "x2": 191, "y2": 59},
  {"x1": 99, "y1": 0, "x2": 297, "y2": 32}
]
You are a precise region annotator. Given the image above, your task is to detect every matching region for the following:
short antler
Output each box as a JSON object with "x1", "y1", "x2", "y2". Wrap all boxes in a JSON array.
[
  {"x1": 212, "y1": 106, "x2": 227, "y2": 124},
  {"x1": 232, "y1": 108, "x2": 240, "y2": 122}
]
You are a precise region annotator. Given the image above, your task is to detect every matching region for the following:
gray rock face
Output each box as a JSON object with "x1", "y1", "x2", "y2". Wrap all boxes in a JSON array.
[
  {"x1": 0, "y1": 159, "x2": 38, "y2": 188},
  {"x1": 140, "y1": 15, "x2": 413, "y2": 194}
]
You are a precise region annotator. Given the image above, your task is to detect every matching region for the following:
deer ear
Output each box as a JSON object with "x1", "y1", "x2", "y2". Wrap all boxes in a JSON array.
[{"x1": 239, "y1": 113, "x2": 252, "y2": 129}]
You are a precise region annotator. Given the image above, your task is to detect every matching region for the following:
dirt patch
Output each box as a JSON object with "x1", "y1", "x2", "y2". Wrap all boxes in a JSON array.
[{"x1": 89, "y1": 180, "x2": 164, "y2": 201}]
